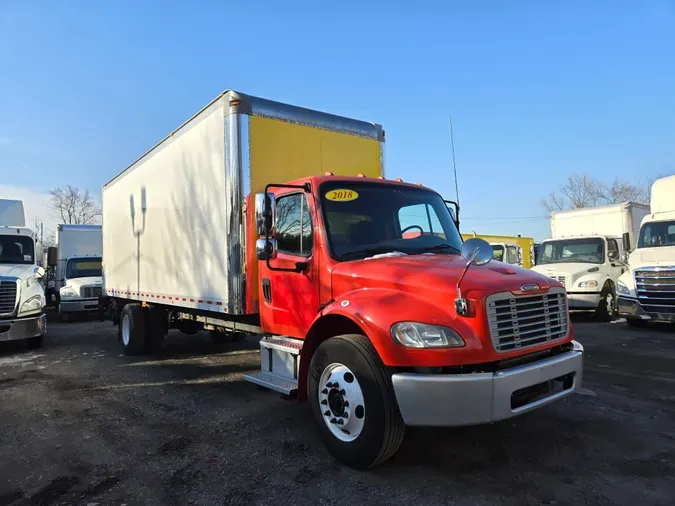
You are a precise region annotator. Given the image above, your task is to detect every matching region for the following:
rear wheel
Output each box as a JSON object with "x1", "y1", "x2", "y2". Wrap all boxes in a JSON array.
[
  {"x1": 595, "y1": 284, "x2": 617, "y2": 321},
  {"x1": 308, "y1": 334, "x2": 405, "y2": 469},
  {"x1": 626, "y1": 318, "x2": 648, "y2": 328},
  {"x1": 119, "y1": 304, "x2": 147, "y2": 355}
]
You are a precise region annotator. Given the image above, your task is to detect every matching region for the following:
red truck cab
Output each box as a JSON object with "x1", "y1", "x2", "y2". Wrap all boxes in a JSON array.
[{"x1": 247, "y1": 174, "x2": 584, "y2": 468}]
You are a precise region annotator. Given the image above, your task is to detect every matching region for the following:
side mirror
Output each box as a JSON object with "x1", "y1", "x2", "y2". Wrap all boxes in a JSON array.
[
  {"x1": 456, "y1": 238, "x2": 492, "y2": 316},
  {"x1": 256, "y1": 238, "x2": 278, "y2": 261},
  {"x1": 460, "y1": 238, "x2": 493, "y2": 266},
  {"x1": 47, "y1": 246, "x2": 57, "y2": 267},
  {"x1": 622, "y1": 232, "x2": 631, "y2": 252},
  {"x1": 255, "y1": 192, "x2": 276, "y2": 237}
]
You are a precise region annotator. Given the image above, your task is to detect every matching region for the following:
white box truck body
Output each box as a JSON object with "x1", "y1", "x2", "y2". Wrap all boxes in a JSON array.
[
  {"x1": 0, "y1": 199, "x2": 46, "y2": 347},
  {"x1": 617, "y1": 175, "x2": 675, "y2": 326},
  {"x1": 532, "y1": 202, "x2": 649, "y2": 319},
  {"x1": 55, "y1": 224, "x2": 103, "y2": 318}
]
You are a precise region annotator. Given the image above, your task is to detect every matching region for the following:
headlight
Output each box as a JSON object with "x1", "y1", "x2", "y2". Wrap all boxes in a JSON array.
[
  {"x1": 20, "y1": 295, "x2": 42, "y2": 314},
  {"x1": 616, "y1": 281, "x2": 630, "y2": 295},
  {"x1": 60, "y1": 286, "x2": 78, "y2": 298},
  {"x1": 391, "y1": 322, "x2": 465, "y2": 348},
  {"x1": 578, "y1": 280, "x2": 598, "y2": 288}
]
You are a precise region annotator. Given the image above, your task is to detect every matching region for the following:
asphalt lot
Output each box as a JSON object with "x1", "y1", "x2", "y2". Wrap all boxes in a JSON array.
[{"x1": 0, "y1": 312, "x2": 674, "y2": 506}]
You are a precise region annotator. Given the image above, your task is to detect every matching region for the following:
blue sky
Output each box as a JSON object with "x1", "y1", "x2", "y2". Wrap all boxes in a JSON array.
[{"x1": 1, "y1": 0, "x2": 673, "y2": 240}]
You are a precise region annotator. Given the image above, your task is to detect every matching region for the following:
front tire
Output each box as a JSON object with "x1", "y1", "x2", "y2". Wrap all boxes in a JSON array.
[
  {"x1": 595, "y1": 284, "x2": 617, "y2": 321},
  {"x1": 308, "y1": 334, "x2": 405, "y2": 469},
  {"x1": 626, "y1": 318, "x2": 648, "y2": 328},
  {"x1": 119, "y1": 304, "x2": 147, "y2": 355},
  {"x1": 26, "y1": 334, "x2": 44, "y2": 350}
]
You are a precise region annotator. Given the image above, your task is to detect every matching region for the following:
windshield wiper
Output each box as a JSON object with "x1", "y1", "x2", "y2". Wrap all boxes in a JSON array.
[
  {"x1": 417, "y1": 243, "x2": 461, "y2": 254},
  {"x1": 340, "y1": 246, "x2": 406, "y2": 260}
]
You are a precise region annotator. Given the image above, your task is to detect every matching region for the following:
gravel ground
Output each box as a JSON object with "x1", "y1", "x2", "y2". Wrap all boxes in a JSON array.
[{"x1": 0, "y1": 312, "x2": 674, "y2": 506}]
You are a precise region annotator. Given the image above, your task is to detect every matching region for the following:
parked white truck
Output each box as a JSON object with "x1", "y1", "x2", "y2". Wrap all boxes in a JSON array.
[
  {"x1": 0, "y1": 199, "x2": 47, "y2": 348},
  {"x1": 54, "y1": 224, "x2": 103, "y2": 320},
  {"x1": 532, "y1": 202, "x2": 650, "y2": 320},
  {"x1": 617, "y1": 175, "x2": 675, "y2": 327}
]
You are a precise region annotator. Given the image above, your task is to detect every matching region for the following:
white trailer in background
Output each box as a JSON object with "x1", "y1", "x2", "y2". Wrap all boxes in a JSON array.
[
  {"x1": 532, "y1": 202, "x2": 650, "y2": 320},
  {"x1": 54, "y1": 224, "x2": 103, "y2": 320},
  {"x1": 618, "y1": 175, "x2": 675, "y2": 327}
]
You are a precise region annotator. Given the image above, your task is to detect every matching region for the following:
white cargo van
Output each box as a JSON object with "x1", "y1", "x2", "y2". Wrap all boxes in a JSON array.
[
  {"x1": 54, "y1": 224, "x2": 102, "y2": 320},
  {"x1": 617, "y1": 175, "x2": 675, "y2": 327},
  {"x1": 0, "y1": 199, "x2": 47, "y2": 348},
  {"x1": 532, "y1": 202, "x2": 649, "y2": 320}
]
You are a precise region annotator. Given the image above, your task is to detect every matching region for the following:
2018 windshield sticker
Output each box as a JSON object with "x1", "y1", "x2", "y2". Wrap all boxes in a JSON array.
[{"x1": 325, "y1": 189, "x2": 359, "y2": 202}]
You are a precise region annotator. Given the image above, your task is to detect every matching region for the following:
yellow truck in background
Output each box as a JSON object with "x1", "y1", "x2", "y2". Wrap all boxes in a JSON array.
[{"x1": 461, "y1": 233, "x2": 536, "y2": 268}]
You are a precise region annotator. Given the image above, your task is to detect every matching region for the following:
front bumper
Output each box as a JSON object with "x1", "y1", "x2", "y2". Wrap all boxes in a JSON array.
[
  {"x1": 566, "y1": 291, "x2": 601, "y2": 309},
  {"x1": 618, "y1": 296, "x2": 675, "y2": 323},
  {"x1": 59, "y1": 298, "x2": 99, "y2": 313},
  {"x1": 0, "y1": 314, "x2": 47, "y2": 342},
  {"x1": 391, "y1": 341, "x2": 584, "y2": 427}
]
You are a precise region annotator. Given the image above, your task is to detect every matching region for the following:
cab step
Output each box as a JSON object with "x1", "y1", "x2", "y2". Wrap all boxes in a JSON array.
[
  {"x1": 244, "y1": 371, "x2": 298, "y2": 395},
  {"x1": 244, "y1": 335, "x2": 303, "y2": 395}
]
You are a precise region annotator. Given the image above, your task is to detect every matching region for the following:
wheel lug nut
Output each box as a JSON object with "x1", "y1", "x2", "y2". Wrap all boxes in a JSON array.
[
  {"x1": 339, "y1": 389, "x2": 346, "y2": 395},
  {"x1": 332, "y1": 382, "x2": 339, "y2": 388},
  {"x1": 326, "y1": 382, "x2": 333, "y2": 388},
  {"x1": 330, "y1": 418, "x2": 337, "y2": 424},
  {"x1": 336, "y1": 419, "x2": 344, "y2": 425},
  {"x1": 343, "y1": 401, "x2": 349, "y2": 407}
]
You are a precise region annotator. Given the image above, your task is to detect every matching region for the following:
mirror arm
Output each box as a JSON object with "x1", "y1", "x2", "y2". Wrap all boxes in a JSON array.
[{"x1": 455, "y1": 248, "x2": 480, "y2": 314}]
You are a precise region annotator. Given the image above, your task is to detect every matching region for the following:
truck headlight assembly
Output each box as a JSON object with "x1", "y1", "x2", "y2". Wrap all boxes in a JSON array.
[
  {"x1": 578, "y1": 280, "x2": 598, "y2": 288},
  {"x1": 20, "y1": 295, "x2": 42, "y2": 314},
  {"x1": 616, "y1": 281, "x2": 630, "y2": 295},
  {"x1": 391, "y1": 322, "x2": 465, "y2": 348},
  {"x1": 60, "y1": 287, "x2": 78, "y2": 298}
]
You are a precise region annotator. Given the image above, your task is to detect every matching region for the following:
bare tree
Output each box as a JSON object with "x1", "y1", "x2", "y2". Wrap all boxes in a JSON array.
[
  {"x1": 541, "y1": 173, "x2": 604, "y2": 212},
  {"x1": 32, "y1": 217, "x2": 56, "y2": 247},
  {"x1": 49, "y1": 185, "x2": 101, "y2": 225},
  {"x1": 542, "y1": 173, "x2": 664, "y2": 212}
]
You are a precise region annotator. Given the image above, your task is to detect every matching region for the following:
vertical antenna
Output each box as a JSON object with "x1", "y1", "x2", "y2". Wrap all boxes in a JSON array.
[{"x1": 449, "y1": 114, "x2": 460, "y2": 204}]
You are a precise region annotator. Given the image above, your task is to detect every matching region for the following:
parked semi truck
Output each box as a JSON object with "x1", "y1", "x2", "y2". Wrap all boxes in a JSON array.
[
  {"x1": 617, "y1": 175, "x2": 675, "y2": 327},
  {"x1": 461, "y1": 233, "x2": 536, "y2": 268},
  {"x1": 532, "y1": 203, "x2": 649, "y2": 320},
  {"x1": 100, "y1": 90, "x2": 584, "y2": 469},
  {"x1": 53, "y1": 224, "x2": 103, "y2": 320},
  {"x1": 0, "y1": 199, "x2": 47, "y2": 348}
]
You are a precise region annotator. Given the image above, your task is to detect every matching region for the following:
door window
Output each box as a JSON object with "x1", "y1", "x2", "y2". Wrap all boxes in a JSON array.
[
  {"x1": 506, "y1": 245, "x2": 519, "y2": 264},
  {"x1": 607, "y1": 239, "x2": 619, "y2": 260},
  {"x1": 275, "y1": 193, "x2": 313, "y2": 256}
]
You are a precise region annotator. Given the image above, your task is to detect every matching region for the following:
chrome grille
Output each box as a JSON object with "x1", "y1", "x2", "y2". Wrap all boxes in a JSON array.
[
  {"x1": 81, "y1": 286, "x2": 102, "y2": 299},
  {"x1": 0, "y1": 280, "x2": 19, "y2": 315},
  {"x1": 486, "y1": 288, "x2": 569, "y2": 353},
  {"x1": 555, "y1": 275, "x2": 567, "y2": 287},
  {"x1": 635, "y1": 267, "x2": 675, "y2": 314}
]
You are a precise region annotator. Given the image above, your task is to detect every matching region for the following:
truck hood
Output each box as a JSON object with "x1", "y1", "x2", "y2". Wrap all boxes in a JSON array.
[
  {"x1": 629, "y1": 247, "x2": 675, "y2": 268},
  {"x1": 532, "y1": 263, "x2": 600, "y2": 280},
  {"x1": 0, "y1": 263, "x2": 38, "y2": 279},
  {"x1": 331, "y1": 254, "x2": 557, "y2": 301},
  {"x1": 64, "y1": 276, "x2": 102, "y2": 290}
]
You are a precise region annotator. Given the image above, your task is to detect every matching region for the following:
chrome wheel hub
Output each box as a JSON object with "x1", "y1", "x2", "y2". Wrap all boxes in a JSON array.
[{"x1": 318, "y1": 363, "x2": 365, "y2": 442}]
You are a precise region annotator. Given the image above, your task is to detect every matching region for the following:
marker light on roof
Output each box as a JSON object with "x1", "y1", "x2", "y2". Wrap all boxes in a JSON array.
[
  {"x1": 325, "y1": 171, "x2": 334, "y2": 176},
  {"x1": 395, "y1": 178, "x2": 403, "y2": 182},
  {"x1": 357, "y1": 173, "x2": 366, "y2": 177}
]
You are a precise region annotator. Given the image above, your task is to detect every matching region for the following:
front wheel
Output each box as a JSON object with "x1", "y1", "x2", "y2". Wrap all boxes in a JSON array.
[
  {"x1": 595, "y1": 285, "x2": 617, "y2": 321},
  {"x1": 626, "y1": 318, "x2": 648, "y2": 328},
  {"x1": 308, "y1": 334, "x2": 405, "y2": 469}
]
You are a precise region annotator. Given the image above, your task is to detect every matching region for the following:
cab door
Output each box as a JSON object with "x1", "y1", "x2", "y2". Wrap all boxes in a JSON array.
[
  {"x1": 258, "y1": 191, "x2": 319, "y2": 338},
  {"x1": 607, "y1": 238, "x2": 627, "y2": 279}
]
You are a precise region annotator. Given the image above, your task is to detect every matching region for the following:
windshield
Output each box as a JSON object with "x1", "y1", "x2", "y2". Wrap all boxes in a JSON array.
[
  {"x1": 320, "y1": 182, "x2": 463, "y2": 261},
  {"x1": 66, "y1": 257, "x2": 102, "y2": 278},
  {"x1": 0, "y1": 235, "x2": 35, "y2": 264},
  {"x1": 491, "y1": 245, "x2": 505, "y2": 262},
  {"x1": 638, "y1": 220, "x2": 675, "y2": 248},
  {"x1": 538, "y1": 238, "x2": 604, "y2": 265}
]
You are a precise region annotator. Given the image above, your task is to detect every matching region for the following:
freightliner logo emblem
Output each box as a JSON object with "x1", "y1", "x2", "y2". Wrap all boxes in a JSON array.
[{"x1": 521, "y1": 283, "x2": 540, "y2": 292}]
